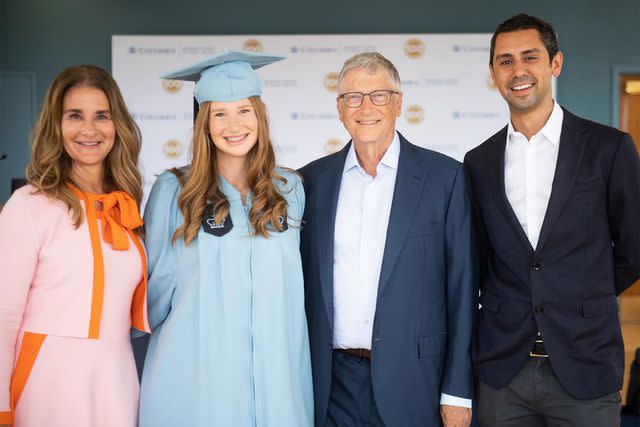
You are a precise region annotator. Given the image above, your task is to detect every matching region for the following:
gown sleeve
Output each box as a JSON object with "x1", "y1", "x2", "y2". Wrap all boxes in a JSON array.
[
  {"x1": 0, "y1": 190, "x2": 40, "y2": 424},
  {"x1": 143, "y1": 172, "x2": 182, "y2": 331},
  {"x1": 287, "y1": 172, "x2": 305, "y2": 235}
]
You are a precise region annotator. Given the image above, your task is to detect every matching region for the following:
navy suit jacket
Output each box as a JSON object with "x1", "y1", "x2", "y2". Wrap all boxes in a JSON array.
[
  {"x1": 299, "y1": 133, "x2": 476, "y2": 426},
  {"x1": 464, "y1": 108, "x2": 640, "y2": 400}
]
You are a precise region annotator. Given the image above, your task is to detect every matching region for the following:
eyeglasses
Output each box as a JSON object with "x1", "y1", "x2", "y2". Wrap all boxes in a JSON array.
[{"x1": 337, "y1": 90, "x2": 399, "y2": 108}]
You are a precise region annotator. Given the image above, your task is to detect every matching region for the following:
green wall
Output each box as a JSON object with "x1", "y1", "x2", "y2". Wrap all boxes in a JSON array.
[{"x1": 1, "y1": 0, "x2": 639, "y2": 202}]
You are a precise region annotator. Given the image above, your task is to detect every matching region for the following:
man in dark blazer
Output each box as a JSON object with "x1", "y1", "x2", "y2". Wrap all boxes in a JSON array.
[
  {"x1": 464, "y1": 14, "x2": 640, "y2": 426},
  {"x1": 299, "y1": 52, "x2": 476, "y2": 427}
]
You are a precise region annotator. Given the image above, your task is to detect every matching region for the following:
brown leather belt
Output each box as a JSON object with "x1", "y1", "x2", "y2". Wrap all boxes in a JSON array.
[{"x1": 335, "y1": 348, "x2": 372, "y2": 360}]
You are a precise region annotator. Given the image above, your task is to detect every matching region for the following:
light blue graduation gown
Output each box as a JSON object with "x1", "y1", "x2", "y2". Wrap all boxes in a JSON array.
[{"x1": 139, "y1": 168, "x2": 313, "y2": 427}]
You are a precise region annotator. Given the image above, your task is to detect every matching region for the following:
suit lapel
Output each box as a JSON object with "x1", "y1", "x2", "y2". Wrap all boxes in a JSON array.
[
  {"x1": 377, "y1": 135, "x2": 428, "y2": 297},
  {"x1": 535, "y1": 110, "x2": 587, "y2": 253},
  {"x1": 315, "y1": 143, "x2": 350, "y2": 331},
  {"x1": 488, "y1": 126, "x2": 534, "y2": 253}
]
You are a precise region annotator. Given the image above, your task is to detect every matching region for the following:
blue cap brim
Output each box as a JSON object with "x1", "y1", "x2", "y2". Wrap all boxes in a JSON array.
[{"x1": 161, "y1": 50, "x2": 285, "y2": 81}]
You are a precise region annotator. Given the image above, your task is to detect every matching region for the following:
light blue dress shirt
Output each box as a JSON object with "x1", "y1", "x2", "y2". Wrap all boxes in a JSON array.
[{"x1": 139, "y1": 168, "x2": 313, "y2": 427}]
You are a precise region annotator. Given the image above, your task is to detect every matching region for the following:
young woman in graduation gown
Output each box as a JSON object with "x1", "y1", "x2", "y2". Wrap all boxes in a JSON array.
[
  {"x1": 0, "y1": 65, "x2": 150, "y2": 427},
  {"x1": 138, "y1": 51, "x2": 313, "y2": 427}
]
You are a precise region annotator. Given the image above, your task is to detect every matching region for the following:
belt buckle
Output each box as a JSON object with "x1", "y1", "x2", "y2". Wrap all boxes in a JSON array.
[{"x1": 529, "y1": 339, "x2": 549, "y2": 358}]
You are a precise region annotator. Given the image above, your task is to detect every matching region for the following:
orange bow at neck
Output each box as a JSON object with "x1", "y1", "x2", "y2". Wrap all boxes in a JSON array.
[{"x1": 96, "y1": 191, "x2": 143, "y2": 251}]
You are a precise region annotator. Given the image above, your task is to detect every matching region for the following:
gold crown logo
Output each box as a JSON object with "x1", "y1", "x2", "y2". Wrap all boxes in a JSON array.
[
  {"x1": 404, "y1": 38, "x2": 425, "y2": 59},
  {"x1": 163, "y1": 139, "x2": 183, "y2": 159},
  {"x1": 243, "y1": 39, "x2": 264, "y2": 52},
  {"x1": 161, "y1": 79, "x2": 183, "y2": 94},
  {"x1": 324, "y1": 72, "x2": 339, "y2": 92},
  {"x1": 405, "y1": 105, "x2": 424, "y2": 124},
  {"x1": 325, "y1": 138, "x2": 344, "y2": 154}
]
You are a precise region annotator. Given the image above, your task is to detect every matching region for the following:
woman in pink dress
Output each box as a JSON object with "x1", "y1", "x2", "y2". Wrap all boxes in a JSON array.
[{"x1": 0, "y1": 65, "x2": 150, "y2": 427}]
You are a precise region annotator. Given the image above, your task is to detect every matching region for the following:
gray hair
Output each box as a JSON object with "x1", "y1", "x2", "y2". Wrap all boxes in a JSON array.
[{"x1": 336, "y1": 52, "x2": 402, "y2": 93}]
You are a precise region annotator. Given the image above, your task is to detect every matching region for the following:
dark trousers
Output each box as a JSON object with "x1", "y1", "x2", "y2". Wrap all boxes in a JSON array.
[
  {"x1": 477, "y1": 358, "x2": 621, "y2": 426},
  {"x1": 325, "y1": 351, "x2": 385, "y2": 427}
]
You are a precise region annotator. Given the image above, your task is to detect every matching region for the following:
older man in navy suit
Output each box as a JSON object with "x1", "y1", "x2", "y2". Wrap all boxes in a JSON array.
[
  {"x1": 299, "y1": 52, "x2": 476, "y2": 427},
  {"x1": 465, "y1": 14, "x2": 640, "y2": 426}
]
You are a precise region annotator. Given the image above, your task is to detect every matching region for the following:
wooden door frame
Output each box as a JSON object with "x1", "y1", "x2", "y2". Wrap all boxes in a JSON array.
[{"x1": 611, "y1": 66, "x2": 640, "y2": 128}]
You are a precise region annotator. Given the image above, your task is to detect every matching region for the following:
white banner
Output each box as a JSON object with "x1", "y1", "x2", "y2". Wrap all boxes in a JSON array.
[{"x1": 112, "y1": 34, "x2": 555, "y2": 204}]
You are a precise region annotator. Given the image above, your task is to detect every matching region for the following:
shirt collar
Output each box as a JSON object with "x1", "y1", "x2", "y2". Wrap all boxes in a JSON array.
[
  {"x1": 507, "y1": 100, "x2": 563, "y2": 146},
  {"x1": 343, "y1": 132, "x2": 400, "y2": 176}
]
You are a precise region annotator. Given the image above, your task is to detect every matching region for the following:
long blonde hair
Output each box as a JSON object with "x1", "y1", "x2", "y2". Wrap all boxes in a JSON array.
[
  {"x1": 172, "y1": 96, "x2": 289, "y2": 245},
  {"x1": 26, "y1": 65, "x2": 143, "y2": 227}
]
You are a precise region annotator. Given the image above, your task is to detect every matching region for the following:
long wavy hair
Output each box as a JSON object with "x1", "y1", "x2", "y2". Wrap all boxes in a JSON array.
[
  {"x1": 172, "y1": 96, "x2": 289, "y2": 245},
  {"x1": 26, "y1": 65, "x2": 143, "y2": 228}
]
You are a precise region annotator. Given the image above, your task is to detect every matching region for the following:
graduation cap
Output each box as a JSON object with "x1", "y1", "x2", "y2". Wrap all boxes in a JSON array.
[{"x1": 161, "y1": 50, "x2": 285, "y2": 118}]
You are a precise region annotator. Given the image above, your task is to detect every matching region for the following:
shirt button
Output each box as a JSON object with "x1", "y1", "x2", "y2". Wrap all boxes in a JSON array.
[
  {"x1": 532, "y1": 263, "x2": 543, "y2": 271},
  {"x1": 535, "y1": 306, "x2": 544, "y2": 315}
]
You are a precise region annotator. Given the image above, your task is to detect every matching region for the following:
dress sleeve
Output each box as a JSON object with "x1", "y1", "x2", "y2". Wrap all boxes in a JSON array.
[
  {"x1": 144, "y1": 173, "x2": 182, "y2": 330},
  {"x1": 0, "y1": 190, "x2": 40, "y2": 423}
]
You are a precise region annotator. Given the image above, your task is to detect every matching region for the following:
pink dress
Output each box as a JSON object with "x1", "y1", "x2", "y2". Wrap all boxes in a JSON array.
[{"x1": 0, "y1": 185, "x2": 149, "y2": 427}]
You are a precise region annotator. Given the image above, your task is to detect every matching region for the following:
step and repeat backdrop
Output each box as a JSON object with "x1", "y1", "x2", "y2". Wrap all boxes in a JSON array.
[{"x1": 112, "y1": 34, "x2": 552, "y2": 205}]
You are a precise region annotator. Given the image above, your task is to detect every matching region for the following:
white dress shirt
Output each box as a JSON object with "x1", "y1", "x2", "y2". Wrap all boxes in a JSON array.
[
  {"x1": 505, "y1": 101, "x2": 564, "y2": 249},
  {"x1": 333, "y1": 133, "x2": 399, "y2": 351},
  {"x1": 332, "y1": 132, "x2": 471, "y2": 408}
]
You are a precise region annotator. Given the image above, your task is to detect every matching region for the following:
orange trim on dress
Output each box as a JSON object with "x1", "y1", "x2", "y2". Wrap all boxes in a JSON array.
[
  {"x1": 128, "y1": 229, "x2": 151, "y2": 332},
  {"x1": 9, "y1": 332, "x2": 46, "y2": 420},
  {"x1": 67, "y1": 182, "x2": 150, "y2": 335},
  {"x1": 68, "y1": 186, "x2": 106, "y2": 340},
  {"x1": 85, "y1": 195, "x2": 106, "y2": 339}
]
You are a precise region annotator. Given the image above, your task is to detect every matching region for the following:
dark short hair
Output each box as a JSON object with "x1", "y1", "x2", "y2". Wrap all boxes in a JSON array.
[{"x1": 490, "y1": 14, "x2": 559, "y2": 65}]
